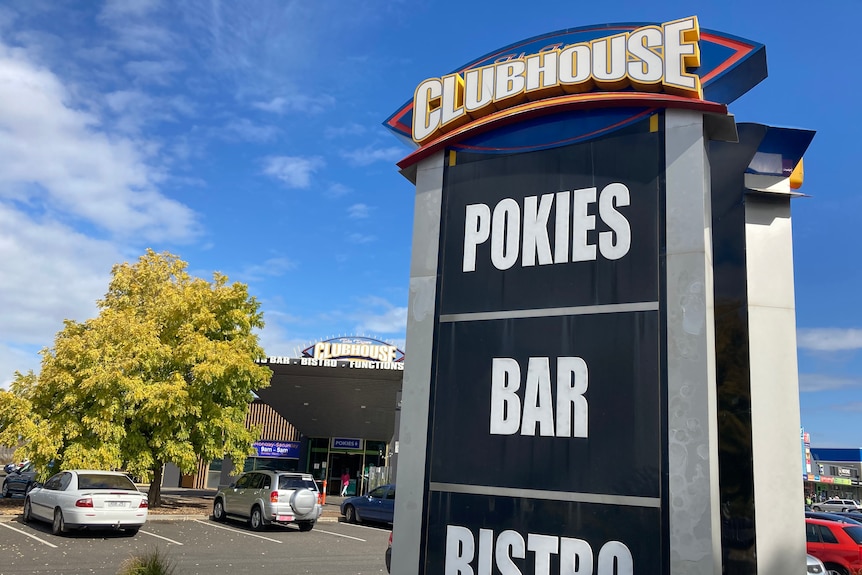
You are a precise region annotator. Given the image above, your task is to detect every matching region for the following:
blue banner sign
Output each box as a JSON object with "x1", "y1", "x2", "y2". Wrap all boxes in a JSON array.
[
  {"x1": 253, "y1": 441, "x2": 300, "y2": 458},
  {"x1": 331, "y1": 437, "x2": 363, "y2": 450}
]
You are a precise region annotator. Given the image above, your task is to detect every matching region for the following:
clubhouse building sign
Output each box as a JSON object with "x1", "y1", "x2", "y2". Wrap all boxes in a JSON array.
[{"x1": 387, "y1": 15, "x2": 814, "y2": 575}]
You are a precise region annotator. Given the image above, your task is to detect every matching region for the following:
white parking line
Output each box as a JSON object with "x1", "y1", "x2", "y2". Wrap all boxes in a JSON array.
[
  {"x1": 0, "y1": 522, "x2": 58, "y2": 548},
  {"x1": 139, "y1": 529, "x2": 184, "y2": 545},
  {"x1": 192, "y1": 520, "x2": 281, "y2": 543},
  {"x1": 341, "y1": 523, "x2": 391, "y2": 533},
  {"x1": 315, "y1": 528, "x2": 366, "y2": 542}
]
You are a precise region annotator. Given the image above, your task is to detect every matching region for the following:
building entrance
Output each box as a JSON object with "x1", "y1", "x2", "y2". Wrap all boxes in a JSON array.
[{"x1": 329, "y1": 452, "x2": 363, "y2": 496}]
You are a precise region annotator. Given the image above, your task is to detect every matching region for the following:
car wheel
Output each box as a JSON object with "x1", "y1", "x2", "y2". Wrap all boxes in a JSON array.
[
  {"x1": 824, "y1": 564, "x2": 848, "y2": 575},
  {"x1": 344, "y1": 505, "x2": 357, "y2": 524},
  {"x1": 212, "y1": 499, "x2": 226, "y2": 522},
  {"x1": 298, "y1": 521, "x2": 314, "y2": 532},
  {"x1": 249, "y1": 505, "x2": 264, "y2": 531},
  {"x1": 23, "y1": 498, "x2": 32, "y2": 522},
  {"x1": 52, "y1": 509, "x2": 66, "y2": 535},
  {"x1": 1, "y1": 481, "x2": 8, "y2": 498},
  {"x1": 812, "y1": 506, "x2": 822, "y2": 511}
]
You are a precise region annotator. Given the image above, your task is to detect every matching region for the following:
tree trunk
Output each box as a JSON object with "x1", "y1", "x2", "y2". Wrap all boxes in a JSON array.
[{"x1": 147, "y1": 463, "x2": 163, "y2": 508}]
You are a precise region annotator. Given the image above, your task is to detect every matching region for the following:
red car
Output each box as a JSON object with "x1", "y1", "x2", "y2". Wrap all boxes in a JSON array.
[{"x1": 806, "y1": 517, "x2": 862, "y2": 575}]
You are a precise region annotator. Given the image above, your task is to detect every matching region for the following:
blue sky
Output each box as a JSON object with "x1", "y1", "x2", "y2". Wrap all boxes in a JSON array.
[{"x1": 0, "y1": 0, "x2": 859, "y2": 449}]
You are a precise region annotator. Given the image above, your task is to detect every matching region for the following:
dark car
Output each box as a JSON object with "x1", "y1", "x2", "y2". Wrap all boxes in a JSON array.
[
  {"x1": 341, "y1": 483, "x2": 395, "y2": 525},
  {"x1": 805, "y1": 511, "x2": 862, "y2": 525},
  {"x1": 2, "y1": 462, "x2": 38, "y2": 497},
  {"x1": 826, "y1": 511, "x2": 862, "y2": 523}
]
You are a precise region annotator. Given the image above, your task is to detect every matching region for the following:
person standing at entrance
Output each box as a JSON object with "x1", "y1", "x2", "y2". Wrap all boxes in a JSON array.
[{"x1": 341, "y1": 470, "x2": 350, "y2": 496}]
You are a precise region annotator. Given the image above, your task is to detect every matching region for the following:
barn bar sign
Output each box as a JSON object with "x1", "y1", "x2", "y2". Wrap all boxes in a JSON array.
[{"x1": 388, "y1": 13, "x2": 814, "y2": 575}]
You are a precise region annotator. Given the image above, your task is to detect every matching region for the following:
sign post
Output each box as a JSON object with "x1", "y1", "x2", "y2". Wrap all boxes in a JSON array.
[{"x1": 389, "y1": 17, "x2": 814, "y2": 575}]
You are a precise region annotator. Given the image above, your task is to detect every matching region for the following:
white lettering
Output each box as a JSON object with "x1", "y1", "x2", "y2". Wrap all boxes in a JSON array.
[
  {"x1": 413, "y1": 78, "x2": 443, "y2": 142},
  {"x1": 496, "y1": 530, "x2": 525, "y2": 575},
  {"x1": 521, "y1": 194, "x2": 554, "y2": 267},
  {"x1": 598, "y1": 182, "x2": 631, "y2": 260},
  {"x1": 445, "y1": 526, "x2": 633, "y2": 575},
  {"x1": 597, "y1": 540, "x2": 634, "y2": 575},
  {"x1": 491, "y1": 199, "x2": 521, "y2": 270},
  {"x1": 446, "y1": 525, "x2": 475, "y2": 575},
  {"x1": 560, "y1": 537, "x2": 594, "y2": 574},
  {"x1": 490, "y1": 358, "x2": 521, "y2": 435},
  {"x1": 663, "y1": 17, "x2": 701, "y2": 96},
  {"x1": 462, "y1": 184, "x2": 631, "y2": 273},
  {"x1": 464, "y1": 204, "x2": 492, "y2": 272},
  {"x1": 490, "y1": 357, "x2": 589, "y2": 438},
  {"x1": 522, "y1": 357, "x2": 555, "y2": 437},
  {"x1": 411, "y1": 17, "x2": 702, "y2": 142},
  {"x1": 571, "y1": 187, "x2": 597, "y2": 262},
  {"x1": 556, "y1": 357, "x2": 589, "y2": 438}
]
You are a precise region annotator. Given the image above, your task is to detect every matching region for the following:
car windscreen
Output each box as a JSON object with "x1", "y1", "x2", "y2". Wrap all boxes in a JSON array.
[
  {"x1": 844, "y1": 526, "x2": 862, "y2": 544},
  {"x1": 77, "y1": 474, "x2": 137, "y2": 490},
  {"x1": 278, "y1": 477, "x2": 317, "y2": 491}
]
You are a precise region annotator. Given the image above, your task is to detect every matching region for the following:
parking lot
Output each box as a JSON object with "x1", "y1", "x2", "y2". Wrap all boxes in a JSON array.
[{"x1": 0, "y1": 514, "x2": 391, "y2": 575}]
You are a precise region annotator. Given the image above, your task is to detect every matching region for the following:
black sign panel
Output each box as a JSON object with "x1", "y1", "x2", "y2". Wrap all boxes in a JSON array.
[
  {"x1": 429, "y1": 312, "x2": 660, "y2": 497},
  {"x1": 439, "y1": 124, "x2": 662, "y2": 315},
  {"x1": 421, "y1": 117, "x2": 666, "y2": 575},
  {"x1": 425, "y1": 492, "x2": 660, "y2": 575}
]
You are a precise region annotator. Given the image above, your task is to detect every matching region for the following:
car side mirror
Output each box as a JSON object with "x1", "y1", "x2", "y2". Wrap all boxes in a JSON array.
[{"x1": 229, "y1": 482, "x2": 236, "y2": 488}]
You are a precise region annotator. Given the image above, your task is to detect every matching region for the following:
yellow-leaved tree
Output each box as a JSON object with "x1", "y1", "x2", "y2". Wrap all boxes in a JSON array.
[{"x1": 0, "y1": 249, "x2": 272, "y2": 507}]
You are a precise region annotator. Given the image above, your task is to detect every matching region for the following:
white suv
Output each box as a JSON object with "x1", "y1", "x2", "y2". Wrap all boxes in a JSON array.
[
  {"x1": 812, "y1": 498, "x2": 862, "y2": 512},
  {"x1": 213, "y1": 471, "x2": 321, "y2": 531}
]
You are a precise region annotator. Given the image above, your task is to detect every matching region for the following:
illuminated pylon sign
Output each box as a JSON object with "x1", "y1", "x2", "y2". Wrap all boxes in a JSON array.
[{"x1": 387, "y1": 14, "x2": 814, "y2": 575}]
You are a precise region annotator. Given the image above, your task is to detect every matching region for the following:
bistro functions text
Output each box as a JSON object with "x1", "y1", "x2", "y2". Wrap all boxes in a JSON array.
[{"x1": 263, "y1": 357, "x2": 405, "y2": 370}]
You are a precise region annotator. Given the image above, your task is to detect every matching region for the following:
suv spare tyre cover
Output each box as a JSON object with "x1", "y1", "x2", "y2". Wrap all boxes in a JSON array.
[{"x1": 290, "y1": 489, "x2": 317, "y2": 515}]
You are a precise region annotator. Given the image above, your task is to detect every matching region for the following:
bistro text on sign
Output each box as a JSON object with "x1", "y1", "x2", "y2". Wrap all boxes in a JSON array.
[{"x1": 445, "y1": 525, "x2": 633, "y2": 575}]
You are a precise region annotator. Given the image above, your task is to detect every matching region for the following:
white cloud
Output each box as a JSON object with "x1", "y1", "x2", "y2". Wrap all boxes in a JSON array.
[
  {"x1": 326, "y1": 183, "x2": 351, "y2": 198},
  {"x1": 0, "y1": 43, "x2": 199, "y2": 242},
  {"x1": 263, "y1": 155, "x2": 324, "y2": 189},
  {"x1": 798, "y1": 373, "x2": 862, "y2": 392},
  {"x1": 100, "y1": 0, "x2": 162, "y2": 20},
  {"x1": 98, "y1": 0, "x2": 175, "y2": 56},
  {"x1": 341, "y1": 145, "x2": 404, "y2": 167},
  {"x1": 798, "y1": 328, "x2": 862, "y2": 351},
  {"x1": 348, "y1": 204, "x2": 370, "y2": 219},
  {"x1": 252, "y1": 94, "x2": 334, "y2": 115},
  {"x1": 833, "y1": 403, "x2": 862, "y2": 413},
  {"x1": 325, "y1": 123, "x2": 366, "y2": 139},
  {"x1": 125, "y1": 59, "x2": 184, "y2": 85},
  {"x1": 348, "y1": 233, "x2": 375, "y2": 244},
  {"x1": 356, "y1": 306, "x2": 407, "y2": 333},
  {"x1": 256, "y1": 308, "x2": 307, "y2": 359},
  {"x1": 223, "y1": 118, "x2": 279, "y2": 143},
  {"x1": 0, "y1": 204, "x2": 122, "y2": 385},
  {"x1": 240, "y1": 257, "x2": 296, "y2": 282},
  {"x1": 103, "y1": 90, "x2": 196, "y2": 134},
  {"x1": 0, "y1": 343, "x2": 41, "y2": 389}
]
